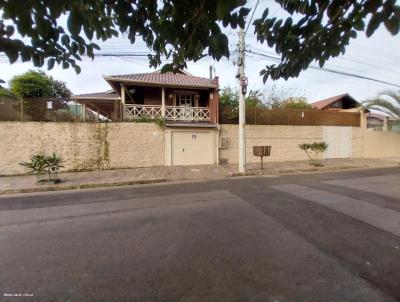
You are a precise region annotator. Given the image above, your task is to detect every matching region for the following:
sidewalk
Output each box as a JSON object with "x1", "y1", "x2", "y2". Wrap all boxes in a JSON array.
[{"x1": 0, "y1": 158, "x2": 399, "y2": 195}]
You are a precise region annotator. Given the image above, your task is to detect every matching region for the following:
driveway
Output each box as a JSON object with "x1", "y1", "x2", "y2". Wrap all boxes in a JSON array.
[{"x1": 1, "y1": 167, "x2": 400, "y2": 301}]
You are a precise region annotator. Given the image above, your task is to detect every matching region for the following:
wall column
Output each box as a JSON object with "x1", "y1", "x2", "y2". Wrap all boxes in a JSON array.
[
  {"x1": 81, "y1": 103, "x2": 86, "y2": 122},
  {"x1": 383, "y1": 116, "x2": 389, "y2": 131},
  {"x1": 121, "y1": 85, "x2": 125, "y2": 122},
  {"x1": 161, "y1": 87, "x2": 166, "y2": 118}
]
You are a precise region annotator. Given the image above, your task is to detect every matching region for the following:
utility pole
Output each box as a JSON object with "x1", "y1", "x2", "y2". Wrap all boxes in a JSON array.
[{"x1": 237, "y1": 27, "x2": 247, "y2": 173}]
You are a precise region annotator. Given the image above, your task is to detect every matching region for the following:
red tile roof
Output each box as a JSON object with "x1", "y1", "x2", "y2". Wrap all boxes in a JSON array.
[
  {"x1": 311, "y1": 94, "x2": 352, "y2": 109},
  {"x1": 104, "y1": 71, "x2": 217, "y2": 88},
  {"x1": 311, "y1": 93, "x2": 346, "y2": 109},
  {"x1": 73, "y1": 91, "x2": 120, "y2": 99}
]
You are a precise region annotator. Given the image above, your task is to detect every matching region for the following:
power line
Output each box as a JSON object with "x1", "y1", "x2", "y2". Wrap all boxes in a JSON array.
[
  {"x1": 245, "y1": 0, "x2": 260, "y2": 35},
  {"x1": 248, "y1": 45, "x2": 400, "y2": 79},
  {"x1": 246, "y1": 49, "x2": 400, "y2": 88}
]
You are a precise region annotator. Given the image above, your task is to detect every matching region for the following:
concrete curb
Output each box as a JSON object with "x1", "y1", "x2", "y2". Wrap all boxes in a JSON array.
[
  {"x1": 230, "y1": 165, "x2": 366, "y2": 177},
  {"x1": 0, "y1": 178, "x2": 167, "y2": 195},
  {"x1": 0, "y1": 163, "x2": 398, "y2": 196}
]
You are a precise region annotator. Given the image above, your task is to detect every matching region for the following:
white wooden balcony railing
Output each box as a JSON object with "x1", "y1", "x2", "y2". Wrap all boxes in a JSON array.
[{"x1": 125, "y1": 104, "x2": 210, "y2": 121}]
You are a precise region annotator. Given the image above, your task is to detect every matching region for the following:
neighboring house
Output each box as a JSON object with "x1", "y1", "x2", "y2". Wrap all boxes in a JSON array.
[
  {"x1": 312, "y1": 93, "x2": 384, "y2": 126},
  {"x1": 72, "y1": 70, "x2": 220, "y2": 166},
  {"x1": 311, "y1": 93, "x2": 361, "y2": 111}
]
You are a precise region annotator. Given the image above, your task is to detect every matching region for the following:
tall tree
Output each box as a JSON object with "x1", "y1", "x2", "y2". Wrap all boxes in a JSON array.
[
  {"x1": 219, "y1": 86, "x2": 265, "y2": 108},
  {"x1": 0, "y1": 1, "x2": 398, "y2": 80},
  {"x1": 364, "y1": 90, "x2": 400, "y2": 118},
  {"x1": 264, "y1": 84, "x2": 310, "y2": 109},
  {"x1": 10, "y1": 70, "x2": 71, "y2": 99}
]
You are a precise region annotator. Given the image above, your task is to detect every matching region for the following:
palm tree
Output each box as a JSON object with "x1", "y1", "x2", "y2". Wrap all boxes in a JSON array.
[{"x1": 363, "y1": 90, "x2": 400, "y2": 119}]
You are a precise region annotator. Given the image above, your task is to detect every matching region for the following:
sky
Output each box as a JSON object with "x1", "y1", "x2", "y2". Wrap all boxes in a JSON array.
[{"x1": 1, "y1": 0, "x2": 399, "y2": 103}]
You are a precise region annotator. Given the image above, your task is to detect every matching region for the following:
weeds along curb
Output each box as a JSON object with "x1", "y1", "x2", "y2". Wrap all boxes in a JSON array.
[{"x1": 0, "y1": 178, "x2": 167, "y2": 195}]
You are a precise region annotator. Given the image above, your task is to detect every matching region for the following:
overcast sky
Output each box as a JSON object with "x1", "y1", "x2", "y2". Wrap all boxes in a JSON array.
[{"x1": 1, "y1": 0, "x2": 399, "y2": 103}]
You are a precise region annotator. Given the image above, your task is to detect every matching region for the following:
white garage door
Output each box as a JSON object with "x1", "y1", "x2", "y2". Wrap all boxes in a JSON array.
[
  {"x1": 172, "y1": 131, "x2": 213, "y2": 165},
  {"x1": 323, "y1": 126, "x2": 352, "y2": 159}
]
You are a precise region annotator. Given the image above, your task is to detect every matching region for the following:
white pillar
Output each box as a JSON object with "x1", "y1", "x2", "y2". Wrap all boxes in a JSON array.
[
  {"x1": 383, "y1": 116, "x2": 389, "y2": 131},
  {"x1": 161, "y1": 87, "x2": 166, "y2": 118},
  {"x1": 121, "y1": 85, "x2": 126, "y2": 121},
  {"x1": 81, "y1": 103, "x2": 86, "y2": 122}
]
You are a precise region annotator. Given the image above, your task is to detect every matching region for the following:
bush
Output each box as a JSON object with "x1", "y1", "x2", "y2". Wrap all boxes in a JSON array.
[
  {"x1": 298, "y1": 142, "x2": 328, "y2": 166},
  {"x1": 20, "y1": 152, "x2": 64, "y2": 182},
  {"x1": 132, "y1": 116, "x2": 166, "y2": 128}
]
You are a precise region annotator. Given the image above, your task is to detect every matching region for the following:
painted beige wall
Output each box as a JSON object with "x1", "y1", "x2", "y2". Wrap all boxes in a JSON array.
[
  {"x1": 219, "y1": 125, "x2": 324, "y2": 163},
  {"x1": 363, "y1": 130, "x2": 400, "y2": 158},
  {"x1": 0, "y1": 122, "x2": 165, "y2": 175},
  {"x1": 219, "y1": 125, "x2": 364, "y2": 163}
]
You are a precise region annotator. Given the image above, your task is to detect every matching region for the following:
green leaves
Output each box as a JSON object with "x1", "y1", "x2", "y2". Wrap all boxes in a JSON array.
[
  {"x1": 385, "y1": 17, "x2": 400, "y2": 35},
  {"x1": 10, "y1": 70, "x2": 71, "y2": 99},
  {"x1": 67, "y1": 11, "x2": 82, "y2": 36},
  {"x1": 366, "y1": 12, "x2": 385, "y2": 37},
  {"x1": 47, "y1": 58, "x2": 55, "y2": 70},
  {"x1": 256, "y1": 0, "x2": 400, "y2": 81},
  {"x1": 0, "y1": 0, "x2": 399, "y2": 79}
]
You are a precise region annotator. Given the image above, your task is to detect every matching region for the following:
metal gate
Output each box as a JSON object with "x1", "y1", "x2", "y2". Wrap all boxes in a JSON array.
[{"x1": 323, "y1": 126, "x2": 352, "y2": 159}]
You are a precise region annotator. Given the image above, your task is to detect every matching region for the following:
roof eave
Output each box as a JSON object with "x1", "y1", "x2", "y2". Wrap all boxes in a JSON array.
[
  {"x1": 103, "y1": 76, "x2": 217, "y2": 89},
  {"x1": 72, "y1": 96, "x2": 121, "y2": 100}
]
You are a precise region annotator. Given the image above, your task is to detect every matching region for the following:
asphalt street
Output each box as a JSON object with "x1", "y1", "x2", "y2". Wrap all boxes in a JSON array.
[{"x1": 1, "y1": 167, "x2": 400, "y2": 302}]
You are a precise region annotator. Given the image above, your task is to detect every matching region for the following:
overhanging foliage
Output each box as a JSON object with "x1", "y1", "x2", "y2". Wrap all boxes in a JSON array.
[{"x1": 0, "y1": 0, "x2": 399, "y2": 81}]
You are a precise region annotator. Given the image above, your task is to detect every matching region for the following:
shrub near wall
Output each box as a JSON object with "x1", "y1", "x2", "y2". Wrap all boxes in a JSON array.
[{"x1": 0, "y1": 122, "x2": 165, "y2": 175}]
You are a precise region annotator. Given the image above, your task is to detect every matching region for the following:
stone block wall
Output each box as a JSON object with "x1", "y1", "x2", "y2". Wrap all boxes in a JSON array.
[
  {"x1": 219, "y1": 125, "x2": 324, "y2": 164},
  {"x1": 0, "y1": 122, "x2": 165, "y2": 175}
]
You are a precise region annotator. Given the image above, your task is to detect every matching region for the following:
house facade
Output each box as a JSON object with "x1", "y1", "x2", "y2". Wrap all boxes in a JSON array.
[
  {"x1": 73, "y1": 70, "x2": 219, "y2": 124},
  {"x1": 73, "y1": 70, "x2": 220, "y2": 166}
]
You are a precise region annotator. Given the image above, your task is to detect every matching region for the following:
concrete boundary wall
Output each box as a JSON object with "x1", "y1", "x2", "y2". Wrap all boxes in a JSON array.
[
  {"x1": 219, "y1": 125, "x2": 364, "y2": 164},
  {"x1": 0, "y1": 122, "x2": 165, "y2": 175},
  {"x1": 363, "y1": 130, "x2": 400, "y2": 158},
  {"x1": 1, "y1": 122, "x2": 396, "y2": 175}
]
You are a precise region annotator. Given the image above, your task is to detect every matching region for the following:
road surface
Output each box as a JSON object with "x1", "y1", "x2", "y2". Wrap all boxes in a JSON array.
[{"x1": 1, "y1": 167, "x2": 400, "y2": 302}]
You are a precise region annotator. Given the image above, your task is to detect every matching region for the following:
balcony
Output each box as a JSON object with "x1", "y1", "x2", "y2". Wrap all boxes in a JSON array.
[{"x1": 125, "y1": 104, "x2": 210, "y2": 121}]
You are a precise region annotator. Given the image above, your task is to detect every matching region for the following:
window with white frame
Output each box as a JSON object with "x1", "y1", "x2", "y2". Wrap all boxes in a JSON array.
[{"x1": 177, "y1": 93, "x2": 193, "y2": 107}]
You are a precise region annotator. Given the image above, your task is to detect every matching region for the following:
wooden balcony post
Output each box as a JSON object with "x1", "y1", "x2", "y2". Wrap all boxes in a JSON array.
[
  {"x1": 121, "y1": 84, "x2": 126, "y2": 121},
  {"x1": 161, "y1": 87, "x2": 166, "y2": 118}
]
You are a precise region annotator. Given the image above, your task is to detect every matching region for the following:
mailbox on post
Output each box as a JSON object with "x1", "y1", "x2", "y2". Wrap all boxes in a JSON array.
[{"x1": 253, "y1": 146, "x2": 271, "y2": 170}]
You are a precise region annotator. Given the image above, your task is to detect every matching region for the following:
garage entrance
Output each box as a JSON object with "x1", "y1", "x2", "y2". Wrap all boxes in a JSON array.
[{"x1": 171, "y1": 131, "x2": 213, "y2": 165}]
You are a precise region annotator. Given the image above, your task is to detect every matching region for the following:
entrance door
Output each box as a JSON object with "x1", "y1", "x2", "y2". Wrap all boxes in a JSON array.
[
  {"x1": 177, "y1": 94, "x2": 192, "y2": 107},
  {"x1": 177, "y1": 94, "x2": 193, "y2": 119}
]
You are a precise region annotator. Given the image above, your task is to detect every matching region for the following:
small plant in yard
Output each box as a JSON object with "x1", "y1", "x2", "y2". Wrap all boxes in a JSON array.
[
  {"x1": 154, "y1": 117, "x2": 166, "y2": 128},
  {"x1": 20, "y1": 152, "x2": 64, "y2": 183},
  {"x1": 298, "y1": 142, "x2": 328, "y2": 167},
  {"x1": 133, "y1": 116, "x2": 166, "y2": 128}
]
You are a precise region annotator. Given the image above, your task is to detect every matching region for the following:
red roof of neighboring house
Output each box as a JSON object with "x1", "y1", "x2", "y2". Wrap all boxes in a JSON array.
[
  {"x1": 104, "y1": 70, "x2": 217, "y2": 89},
  {"x1": 312, "y1": 93, "x2": 360, "y2": 110}
]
